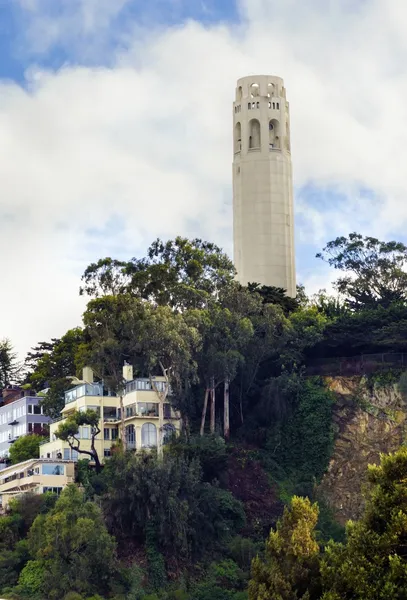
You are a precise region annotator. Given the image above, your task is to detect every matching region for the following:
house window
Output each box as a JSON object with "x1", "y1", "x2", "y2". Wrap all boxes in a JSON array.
[
  {"x1": 125, "y1": 425, "x2": 136, "y2": 449},
  {"x1": 43, "y1": 487, "x2": 63, "y2": 495},
  {"x1": 164, "y1": 403, "x2": 172, "y2": 419},
  {"x1": 82, "y1": 427, "x2": 90, "y2": 440},
  {"x1": 28, "y1": 423, "x2": 33, "y2": 433},
  {"x1": 163, "y1": 424, "x2": 176, "y2": 445},
  {"x1": 63, "y1": 448, "x2": 70, "y2": 460},
  {"x1": 71, "y1": 450, "x2": 78, "y2": 461},
  {"x1": 104, "y1": 449, "x2": 112, "y2": 457},
  {"x1": 142, "y1": 423, "x2": 157, "y2": 448},
  {"x1": 111, "y1": 428, "x2": 118, "y2": 441},
  {"x1": 33, "y1": 405, "x2": 41, "y2": 415},
  {"x1": 28, "y1": 405, "x2": 33, "y2": 414},
  {"x1": 42, "y1": 464, "x2": 65, "y2": 476},
  {"x1": 104, "y1": 428, "x2": 110, "y2": 440},
  {"x1": 138, "y1": 402, "x2": 159, "y2": 417}
]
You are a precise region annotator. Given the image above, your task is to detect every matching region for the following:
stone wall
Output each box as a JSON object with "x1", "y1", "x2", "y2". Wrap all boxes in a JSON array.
[{"x1": 317, "y1": 376, "x2": 407, "y2": 524}]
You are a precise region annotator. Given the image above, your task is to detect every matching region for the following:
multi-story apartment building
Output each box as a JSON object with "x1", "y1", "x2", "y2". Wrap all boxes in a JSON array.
[
  {"x1": 0, "y1": 457, "x2": 75, "y2": 512},
  {"x1": 40, "y1": 366, "x2": 181, "y2": 463},
  {"x1": 0, "y1": 391, "x2": 50, "y2": 462}
]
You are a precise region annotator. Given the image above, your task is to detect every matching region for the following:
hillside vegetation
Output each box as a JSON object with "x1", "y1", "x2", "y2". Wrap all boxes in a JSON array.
[{"x1": 2, "y1": 232, "x2": 407, "y2": 599}]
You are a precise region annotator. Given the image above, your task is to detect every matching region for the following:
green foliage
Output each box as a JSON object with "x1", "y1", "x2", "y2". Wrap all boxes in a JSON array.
[
  {"x1": 146, "y1": 524, "x2": 167, "y2": 591},
  {"x1": 0, "y1": 338, "x2": 20, "y2": 386},
  {"x1": 18, "y1": 560, "x2": 44, "y2": 596},
  {"x1": 9, "y1": 434, "x2": 42, "y2": 464},
  {"x1": 398, "y1": 370, "x2": 407, "y2": 400},
  {"x1": 268, "y1": 378, "x2": 335, "y2": 484},
  {"x1": 309, "y1": 289, "x2": 348, "y2": 320},
  {"x1": 320, "y1": 447, "x2": 407, "y2": 598},
  {"x1": 247, "y1": 284, "x2": 299, "y2": 314},
  {"x1": 317, "y1": 232, "x2": 407, "y2": 310},
  {"x1": 25, "y1": 328, "x2": 84, "y2": 417},
  {"x1": 56, "y1": 409, "x2": 102, "y2": 471},
  {"x1": 81, "y1": 237, "x2": 236, "y2": 310},
  {"x1": 315, "y1": 501, "x2": 345, "y2": 545},
  {"x1": 25, "y1": 485, "x2": 118, "y2": 599},
  {"x1": 248, "y1": 496, "x2": 322, "y2": 600},
  {"x1": 227, "y1": 537, "x2": 262, "y2": 571},
  {"x1": 168, "y1": 435, "x2": 228, "y2": 482},
  {"x1": 102, "y1": 450, "x2": 245, "y2": 567}
]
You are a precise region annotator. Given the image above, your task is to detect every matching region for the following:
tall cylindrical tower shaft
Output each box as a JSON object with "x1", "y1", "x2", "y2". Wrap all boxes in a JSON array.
[{"x1": 232, "y1": 75, "x2": 296, "y2": 296}]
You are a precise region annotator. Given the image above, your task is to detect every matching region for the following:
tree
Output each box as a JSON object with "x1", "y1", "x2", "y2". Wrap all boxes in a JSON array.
[
  {"x1": 0, "y1": 339, "x2": 20, "y2": 388},
  {"x1": 138, "y1": 304, "x2": 202, "y2": 453},
  {"x1": 102, "y1": 450, "x2": 245, "y2": 569},
  {"x1": 55, "y1": 410, "x2": 102, "y2": 473},
  {"x1": 25, "y1": 328, "x2": 84, "y2": 418},
  {"x1": 321, "y1": 447, "x2": 407, "y2": 599},
  {"x1": 81, "y1": 295, "x2": 147, "y2": 451},
  {"x1": 317, "y1": 232, "x2": 407, "y2": 310},
  {"x1": 81, "y1": 237, "x2": 236, "y2": 310},
  {"x1": 309, "y1": 289, "x2": 348, "y2": 320},
  {"x1": 248, "y1": 496, "x2": 321, "y2": 600},
  {"x1": 21, "y1": 485, "x2": 118, "y2": 599},
  {"x1": 9, "y1": 434, "x2": 42, "y2": 465},
  {"x1": 247, "y1": 283, "x2": 299, "y2": 314}
]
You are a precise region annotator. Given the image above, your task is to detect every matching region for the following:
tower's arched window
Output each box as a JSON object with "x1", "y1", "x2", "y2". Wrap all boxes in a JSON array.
[
  {"x1": 249, "y1": 119, "x2": 261, "y2": 149},
  {"x1": 250, "y1": 83, "x2": 259, "y2": 98},
  {"x1": 248, "y1": 103, "x2": 251, "y2": 110},
  {"x1": 252, "y1": 102, "x2": 256, "y2": 109},
  {"x1": 237, "y1": 86, "x2": 243, "y2": 101},
  {"x1": 269, "y1": 119, "x2": 280, "y2": 149},
  {"x1": 267, "y1": 83, "x2": 275, "y2": 97},
  {"x1": 276, "y1": 102, "x2": 280, "y2": 110},
  {"x1": 125, "y1": 424, "x2": 135, "y2": 449},
  {"x1": 142, "y1": 423, "x2": 157, "y2": 448},
  {"x1": 256, "y1": 101, "x2": 260, "y2": 109},
  {"x1": 272, "y1": 102, "x2": 275, "y2": 109},
  {"x1": 234, "y1": 122, "x2": 242, "y2": 153}
]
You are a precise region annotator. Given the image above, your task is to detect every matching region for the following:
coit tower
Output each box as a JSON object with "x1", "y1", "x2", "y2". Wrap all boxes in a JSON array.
[{"x1": 232, "y1": 75, "x2": 296, "y2": 297}]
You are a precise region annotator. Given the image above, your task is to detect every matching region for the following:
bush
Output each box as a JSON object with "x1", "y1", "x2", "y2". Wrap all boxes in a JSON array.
[
  {"x1": 63, "y1": 593, "x2": 85, "y2": 600},
  {"x1": 168, "y1": 434, "x2": 228, "y2": 482},
  {"x1": 18, "y1": 560, "x2": 44, "y2": 596}
]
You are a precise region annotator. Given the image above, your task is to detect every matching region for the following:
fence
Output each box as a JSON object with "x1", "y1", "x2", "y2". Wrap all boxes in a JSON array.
[{"x1": 306, "y1": 353, "x2": 407, "y2": 377}]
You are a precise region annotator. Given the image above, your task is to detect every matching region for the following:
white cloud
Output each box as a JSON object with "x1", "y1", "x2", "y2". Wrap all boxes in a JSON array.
[{"x1": 3, "y1": 0, "x2": 407, "y2": 356}]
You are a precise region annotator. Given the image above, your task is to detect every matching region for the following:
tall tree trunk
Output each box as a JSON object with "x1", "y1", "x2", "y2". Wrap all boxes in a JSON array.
[
  {"x1": 224, "y1": 378, "x2": 230, "y2": 441},
  {"x1": 119, "y1": 393, "x2": 126, "y2": 451},
  {"x1": 151, "y1": 364, "x2": 169, "y2": 460},
  {"x1": 210, "y1": 376, "x2": 215, "y2": 434},
  {"x1": 158, "y1": 396, "x2": 164, "y2": 458},
  {"x1": 200, "y1": 388, "x2": 209, "y2": 436}
]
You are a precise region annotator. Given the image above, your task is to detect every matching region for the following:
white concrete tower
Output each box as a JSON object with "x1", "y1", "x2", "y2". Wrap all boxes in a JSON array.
[{"x1": 232, "y1": 75, "x2": 296, "y2": 296}]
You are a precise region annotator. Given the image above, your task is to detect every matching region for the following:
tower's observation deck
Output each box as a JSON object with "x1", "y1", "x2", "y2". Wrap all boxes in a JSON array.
[{"x1": 232, "y1": 75, "x2": 296, "y2": 297}]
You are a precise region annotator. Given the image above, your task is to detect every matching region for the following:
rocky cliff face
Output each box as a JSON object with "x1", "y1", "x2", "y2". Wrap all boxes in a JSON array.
[{"x1": 318, "y1": 376, "x2": 407, "y2": 524}]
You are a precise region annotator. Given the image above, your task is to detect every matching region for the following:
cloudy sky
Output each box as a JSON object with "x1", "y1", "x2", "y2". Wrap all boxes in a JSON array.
[{"x1": 1, "y1": 0, "x2": 407, "y2": 357}]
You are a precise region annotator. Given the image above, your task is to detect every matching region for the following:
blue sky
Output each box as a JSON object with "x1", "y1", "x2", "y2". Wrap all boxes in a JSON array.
[{"x1": 1, "y1": 0, "x2": 407, "y2": 355}]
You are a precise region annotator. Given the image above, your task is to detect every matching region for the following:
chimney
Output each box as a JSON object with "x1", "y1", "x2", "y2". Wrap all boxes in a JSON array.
[
  {"x1": 123, "y1": 364, "x2": 133, "y2": 382},
  {"x1": 82, "y1": 366, "x2": 94, "y2": 383}
]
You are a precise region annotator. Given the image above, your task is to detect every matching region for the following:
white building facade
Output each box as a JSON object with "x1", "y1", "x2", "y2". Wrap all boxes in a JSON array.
[{"x1": 232, "y1": 75, "x2": 296, "y2": 297}]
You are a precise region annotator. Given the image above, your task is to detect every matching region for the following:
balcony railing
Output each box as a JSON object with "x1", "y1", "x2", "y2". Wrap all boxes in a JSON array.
[
  {"x1": 65, "y1": 383, "x2": 104, "y2": 405},
  {"x1": 125, "y1": 378, "x2": 167, "y2": 394}
]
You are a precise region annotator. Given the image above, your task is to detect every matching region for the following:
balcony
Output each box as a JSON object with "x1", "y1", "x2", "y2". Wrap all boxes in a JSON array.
[
  {"x1": 65, "y1": 383, "x2": 104, "y2": 405},
  {"x1": 125, "y1": 378, "x2": 167, "y2": 394}
]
